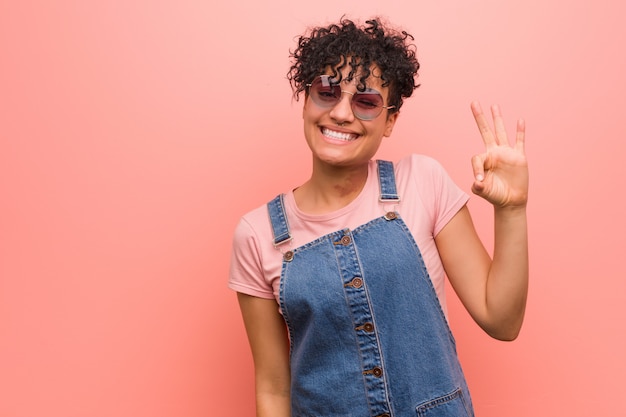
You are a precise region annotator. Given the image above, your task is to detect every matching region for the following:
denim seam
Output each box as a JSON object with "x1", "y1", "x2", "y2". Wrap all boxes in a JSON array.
[
  {"x1": 415, "y1": 387, "x2": 463, "y2": 414},
  {"x1": 350, "y1": 232, "x2": 394, "y2": 417}
]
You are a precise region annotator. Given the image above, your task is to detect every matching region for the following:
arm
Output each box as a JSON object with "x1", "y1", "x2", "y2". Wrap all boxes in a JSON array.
[
  {"x1": 435, "y1": 102, "x2": 528, "y2": 341},
  {"x1": 237, "y1": 292, "x2": 291, "y2": 417}
]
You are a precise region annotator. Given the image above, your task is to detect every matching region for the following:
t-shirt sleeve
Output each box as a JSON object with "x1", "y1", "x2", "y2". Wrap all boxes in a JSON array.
[
  {"x1": 429, "y1": 157, "x2": 469, "y2": 236},
  {"x1": 405, "y1": 154, "x2": 469, "y2": 236},
  {"x1": 228, "y1": 216, "x2": 275, "y2": 299}
]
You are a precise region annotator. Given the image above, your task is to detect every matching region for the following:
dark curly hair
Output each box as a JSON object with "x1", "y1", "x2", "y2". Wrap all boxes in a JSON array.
[{"x1": 287, "y1": 17, "x2": 420, "y2": 115}]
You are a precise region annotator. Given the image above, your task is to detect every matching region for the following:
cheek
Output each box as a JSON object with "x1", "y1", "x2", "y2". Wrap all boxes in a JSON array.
[
  {"x1": 302, "y1": 98, "x2": 314, "y2": 118},
  {"x1": 302, "y1": 100, "x2": 326, "y2": 124}
]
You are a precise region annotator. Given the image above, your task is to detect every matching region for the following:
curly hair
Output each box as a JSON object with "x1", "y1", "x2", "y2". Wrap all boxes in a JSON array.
[{"x1": 287, "y1": 17, "x2": 420, "y2": 114}]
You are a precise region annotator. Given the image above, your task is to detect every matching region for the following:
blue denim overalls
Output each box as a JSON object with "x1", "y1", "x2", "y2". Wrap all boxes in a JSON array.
[{"x1": 267, "y1": 161, "x2": 475, "y2": 417}]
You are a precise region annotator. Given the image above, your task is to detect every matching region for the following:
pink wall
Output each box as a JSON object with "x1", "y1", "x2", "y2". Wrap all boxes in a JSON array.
[{"x1": 2, "y1": 1, "x2": 625, "y2": 416}]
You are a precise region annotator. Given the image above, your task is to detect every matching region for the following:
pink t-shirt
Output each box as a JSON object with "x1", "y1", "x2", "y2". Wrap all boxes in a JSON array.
[{"x1": 228, "y1": 154, "x2": 469, "y2": 316}]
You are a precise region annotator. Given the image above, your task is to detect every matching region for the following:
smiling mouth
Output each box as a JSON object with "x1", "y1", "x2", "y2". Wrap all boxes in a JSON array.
[{"x1": 321, "y1": 127, "x2": 359, "y2": 142}]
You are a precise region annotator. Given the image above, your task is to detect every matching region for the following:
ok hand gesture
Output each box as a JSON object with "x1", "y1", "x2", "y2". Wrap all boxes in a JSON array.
[{"x1": 470, "y1": 102, "x2": 529, "y2": 209}]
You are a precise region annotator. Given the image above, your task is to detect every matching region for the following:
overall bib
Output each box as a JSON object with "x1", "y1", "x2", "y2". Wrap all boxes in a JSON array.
[{"x1": 267, "y1": 161, "x2": 475, "y2": 417}]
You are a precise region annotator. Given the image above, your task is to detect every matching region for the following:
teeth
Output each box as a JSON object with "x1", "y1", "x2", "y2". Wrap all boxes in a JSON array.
[{"x1": 322, "y1": 128, "x2": 357, "y2": 141}]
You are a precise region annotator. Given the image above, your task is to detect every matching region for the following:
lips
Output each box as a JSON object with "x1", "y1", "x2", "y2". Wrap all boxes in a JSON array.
[{"x1": 321, "y1": 127, "x2": 359, "y2": 142}]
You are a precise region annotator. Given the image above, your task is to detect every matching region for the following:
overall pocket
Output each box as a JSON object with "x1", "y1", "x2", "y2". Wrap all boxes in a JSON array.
[{"x1": 415, "y1": 387, "x2": 473, "y2": 417}]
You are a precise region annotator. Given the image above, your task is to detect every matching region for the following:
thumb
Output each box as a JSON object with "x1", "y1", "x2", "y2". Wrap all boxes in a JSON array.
[
  {"x1": 471, "y1": 153, "x2": 486, "y2": 183},
  {"x1": 471, "y1": 153, "x2": 488, "y2": 196}
]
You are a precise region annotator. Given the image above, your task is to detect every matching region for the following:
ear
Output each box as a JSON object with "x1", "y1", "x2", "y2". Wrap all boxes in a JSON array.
[{"x1": 383, "y1": 112, "x2": 399, "y2": 137}]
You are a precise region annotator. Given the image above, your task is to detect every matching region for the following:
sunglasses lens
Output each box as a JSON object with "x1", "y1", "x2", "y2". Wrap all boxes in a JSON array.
[
  {"x1": 352, "y1": 93, "x2": 384, "y2": 120},
  {"x1": 308, "y1": 76, "x2": 387, "y2": 120},
  {"x1": 309, "y1": 77, "x2": 341, "y2": 106}
]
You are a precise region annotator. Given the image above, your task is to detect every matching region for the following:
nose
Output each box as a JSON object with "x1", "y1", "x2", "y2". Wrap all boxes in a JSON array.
[{"x1": 328, "y1": 90, "x2": 356, "y2": 124}]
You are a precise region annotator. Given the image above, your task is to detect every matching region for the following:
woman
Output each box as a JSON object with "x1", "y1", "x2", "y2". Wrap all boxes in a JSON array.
[{"x1": 229, "y1": 17, "x2": 528, "y2": 417}]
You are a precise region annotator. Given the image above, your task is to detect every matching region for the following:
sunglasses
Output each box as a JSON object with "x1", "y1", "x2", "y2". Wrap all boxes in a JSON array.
[{"x1": 306, "y1": 75, "x2": 395, "y2": 121}]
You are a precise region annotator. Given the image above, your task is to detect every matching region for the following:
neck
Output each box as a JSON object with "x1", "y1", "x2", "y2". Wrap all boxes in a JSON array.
[{"x1": 294, "y1": 160, "x2": 370, "y2": 214}]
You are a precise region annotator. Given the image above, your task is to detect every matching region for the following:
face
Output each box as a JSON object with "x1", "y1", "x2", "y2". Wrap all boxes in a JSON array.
[{"x1": 302, "y1": 66, "x2": 399, "y2": 170}]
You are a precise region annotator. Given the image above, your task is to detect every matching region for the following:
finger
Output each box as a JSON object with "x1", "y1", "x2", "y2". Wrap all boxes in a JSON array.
[
  {"x1": 471, "y1": 153, "x2": 486, "y2": 182},
  {"x1": 491, "y1": 104, "x2": 508, "y2": 146},
  {"x1": 471, "y1": 101, "x2": 497, "y2": 148},
  {"x1": 515, "y1": 118, "x2": 526, "y2": 153},
  {"x1": 471, "y1": 180, "x2": 486, "y2": 196}
]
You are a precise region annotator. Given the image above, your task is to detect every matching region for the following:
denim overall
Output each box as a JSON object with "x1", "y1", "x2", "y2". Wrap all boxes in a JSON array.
[{"x1": 267, "y1": 161, "x2": 475, "y2": 417}]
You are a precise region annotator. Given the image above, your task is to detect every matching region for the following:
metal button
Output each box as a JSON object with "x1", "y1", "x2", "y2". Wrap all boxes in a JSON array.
[
  {"x1": 384, "y1": 211, "x2": 397, "y2": 220},
  {"x1": 376, "y1": 414, "x2": 391, "y2": 417},
  {"x1": 344, "y1": 277, "x2": 363, "y2": 289},
  {"x1": 340, "y1": 235, "x2": 351, "y2": 245},
  {"x1": 356, "y1": 322, "x2": 375, "y2": 332},
  {"x1": 363, "y1": 367, "x2": 383, "y2": 378},
  {"x1": 283, "y1": 251, "x2": 294, "y2": 262}
]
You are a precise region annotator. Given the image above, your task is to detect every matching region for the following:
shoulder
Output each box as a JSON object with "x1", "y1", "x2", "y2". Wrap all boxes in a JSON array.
[
  {"x1": 395, "y1": 153, "x2": 447, "y2": 177},
  {"x1": 393, "y1": 154, "x2": 453, "y2": 195},
  {"x1": 233, "y1": 199, "x2": 274, "y2": 246},
  {"x1": 393, "y1": 154, "x2": 468, "y2": 224},
  {"x1": 229, "y1": 199, "x2": 279, "y2": 299}
]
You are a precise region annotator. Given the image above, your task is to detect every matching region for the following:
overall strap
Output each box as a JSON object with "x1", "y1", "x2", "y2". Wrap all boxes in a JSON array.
[
  {"x1": 377, "y1": 160, "x2": 400, "y2": 202},
  {"x1": 267, "y1": 194, "x2": 292, "y2": 247}
]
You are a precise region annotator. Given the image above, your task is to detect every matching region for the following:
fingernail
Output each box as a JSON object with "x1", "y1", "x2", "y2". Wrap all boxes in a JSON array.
[{"x1": 476, "y1": 174, "x2": 484, "y2": 181}]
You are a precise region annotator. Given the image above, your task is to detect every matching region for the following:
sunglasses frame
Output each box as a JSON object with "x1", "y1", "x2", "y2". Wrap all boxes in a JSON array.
[{"x1": 306, "y1": 75, "x2": 395, "y2": 121}]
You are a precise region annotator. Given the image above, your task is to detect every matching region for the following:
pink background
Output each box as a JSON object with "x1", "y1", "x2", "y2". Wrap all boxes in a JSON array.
[{"x1": 2, "y1": 1, "x2": 625, "y2": 416}]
